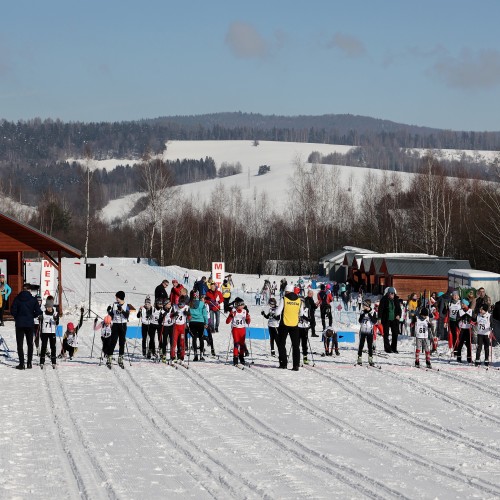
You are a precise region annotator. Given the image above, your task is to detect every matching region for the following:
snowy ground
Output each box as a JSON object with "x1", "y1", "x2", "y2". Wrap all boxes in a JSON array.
[{"x1": 1, "y1": 258, "x2": 500, "y2": 499}]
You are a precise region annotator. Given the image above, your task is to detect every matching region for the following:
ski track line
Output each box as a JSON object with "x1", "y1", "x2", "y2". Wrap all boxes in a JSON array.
[
  {"x1": 380, "y1": 369, "x2": 500, "y2": 426},
  {"x1": 46, "y1": 367, "x2": 118, "y2": 500},
  {"x1": 310, "y1": 365, "x2": 500, "y2": 462},
  {"x1": 41, "y1": 369, "x2": 96, "y2": 500},
  {"x1": 112, "y1": 368, "x2": 263, "y2": 500},
  {"x1": 145, "y1": 367, "x2": 315, "y2": 500},
  {"x1": 181, "y1": 364, "x2": 409, "y2": 500},
  {"x1": 435, "y1": 369, "x2": 500, "y2": 398},
  {"x1": 246, "y1": 364, "x2": 500, "y2": 498}
]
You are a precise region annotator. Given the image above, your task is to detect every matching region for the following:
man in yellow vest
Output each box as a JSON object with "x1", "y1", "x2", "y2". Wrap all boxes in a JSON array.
[
  {"x1": 221, "y1": 279, "x2": 231, "y2": 313},
  {"x1": 275, "y1": 284, "x2": 302, "y2": 371}
]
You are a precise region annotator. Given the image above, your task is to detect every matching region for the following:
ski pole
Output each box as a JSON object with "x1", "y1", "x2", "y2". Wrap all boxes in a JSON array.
[
  {"x1": 225, "y1": 329, "x2": 233, "y2": 363},
  {"x1": 90, "y1": 317, "x2": 97, "y2": 358},
  {"x1": 124, "y1": 325, "x2": 132, "y2": 366},
  {"x1": 248, "y1": 333, "x2": 255, "y2": 365},
  {"x1": 307, "y1": 337, "x2": 316, "y2": 366}
]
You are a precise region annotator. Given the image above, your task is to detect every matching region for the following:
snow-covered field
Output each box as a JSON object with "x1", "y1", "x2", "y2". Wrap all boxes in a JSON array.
[{"x1": 1, "y1": 258, "x2": 500, "y2": 499}]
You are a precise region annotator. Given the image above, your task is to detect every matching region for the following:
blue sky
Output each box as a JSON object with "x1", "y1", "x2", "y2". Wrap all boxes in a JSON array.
[{"x1": 1, "y1": 0, "x2": 499, "y2": 131}]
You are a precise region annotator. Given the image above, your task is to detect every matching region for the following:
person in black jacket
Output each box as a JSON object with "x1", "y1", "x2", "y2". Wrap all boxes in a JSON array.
[
  {"x1": 378, "y1": 287, "x2": 402, "y2": 353},
  {"x1": 154, "y1": 279, "x2": 170, "y2": 302},
  {"x1": 304, "y1": 289, "x2": 318, "y2": 337},
  {"x1": 11, "y1": 283, "x2": 43, "y2": 369}
]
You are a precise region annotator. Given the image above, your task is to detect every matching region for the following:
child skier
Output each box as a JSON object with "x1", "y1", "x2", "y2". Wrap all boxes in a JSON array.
[
  {"x1": 448, "y1": 291, "x2": 461, "y2": 356},
  {"x1": 188, "y1": 291, "x2": 208, "y2": 361},
  {"x1": 357, "y1": 299, "x2": 377, "y2": 366},
  {"x1": 322, "y1": 326, "x2": 339, "y2": 356},
  {"x1": 34, "y1": 294, "x2": 43, "y2": 354},
  {"x1": 158, "y1": 299, "x2": 174, "y2": 363},
  {"x1": 60, "y1": 307, "x2": 84, "y2": 360},
  {"x1": 136, "y1": 296, "x2": 153, "y2": 357},
  {"x1": 147, "y1": 297, "x2": 162, "y2": 358},
  {"x1": 475, "y1": 304, "x2": 492, "y2": 367},
  {"x1": 38, "y1": 295, "x2": 59, "y2": 369},
  {"x1": 412, "y1": 307, "x2": 432, "y2": 368},
  {"x1": 261, "y1": 297, "x2": 280, "y2": 356},
  {"x1": 456, "y1": 299, "x2": 474, "y2": 364},
  {"x1": 94, "y1": 314, "x2": 113, "y2": 356},
  {"x1": 104, "y1": 291, "x2": 130, "y2": 369},
  {"x1": 170, "y1": 296, "x2": 190, "y2": 362},
  {"x1": 298, "y1": 298, "x2": 311, "y2": 365},
  {"x1": 226, "y1": 298, "x2": 251, "y2": 366}
]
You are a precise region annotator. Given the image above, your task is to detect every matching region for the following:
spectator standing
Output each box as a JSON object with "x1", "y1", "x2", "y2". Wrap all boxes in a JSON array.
[{"x1": 11, "y1": 283, "x2": 42, "y2": 370}]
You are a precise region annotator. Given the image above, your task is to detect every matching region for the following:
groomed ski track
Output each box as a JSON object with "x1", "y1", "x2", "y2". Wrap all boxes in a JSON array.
[{"x1": 2, "y1": 258, "x2": 500, "y2": 499}]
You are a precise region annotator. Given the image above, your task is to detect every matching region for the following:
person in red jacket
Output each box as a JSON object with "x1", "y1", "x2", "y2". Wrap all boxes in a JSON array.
[
  {"x1": 169, "y1": 279, "x2": 183, "y2": 305},
  {"x1": 205, "y1": 283, "x2": 224, "y2": 332},
  {"x1": 226, "y1": 298, "x2": 250, "y2": 366}
]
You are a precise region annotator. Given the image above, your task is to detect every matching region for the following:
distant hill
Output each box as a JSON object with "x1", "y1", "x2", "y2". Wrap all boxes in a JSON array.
[{"x1": 145, "y1": 111, "x2": 445, "y2": 136}]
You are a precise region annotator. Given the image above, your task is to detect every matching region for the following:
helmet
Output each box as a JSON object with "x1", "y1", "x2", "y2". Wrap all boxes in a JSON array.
[{"x1": 103, "y1": 315, "x2": 112, "y2": 325}]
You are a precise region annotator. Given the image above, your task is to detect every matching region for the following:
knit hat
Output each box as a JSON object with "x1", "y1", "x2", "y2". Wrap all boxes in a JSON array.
[
  {"x1": 145, "y1": 296, "x2": 151, "y2": 304},
  {"x1": 116, "y1": 290, "x2": 125, "y2": 300},
  {"x1": 67, "y1": 322, "x2": 75, "y2": 331},
  {"x1": 387, "y1": 287, "x2": 396, "y2": 294},
  {"x1": 362, "y1": 299, "x2": 372, "y2": 308},
  {"x1": 461, "y1": 299, "x2": 470, "y2": 306},
  {"x1": 45, "y1": 298, "x2": 54, "y2": 308},
  {"x1": 172, "y1": 279, "x2": 178, "y2": 284},
  {"x1": 437, "y1": 292, "x2": 444, "y2": 297},
  {"x1": 420, "y1": 307, "x2": 429, "y2": 316},
  {"x1": 285, "y1": 284, "x2": 294, "y2": 293},
  {"x1": 103, "y1": 315, "x2": 112, "y2": 325}
]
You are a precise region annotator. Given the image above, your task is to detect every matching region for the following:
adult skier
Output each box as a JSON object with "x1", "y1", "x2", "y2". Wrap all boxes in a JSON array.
[
  {"x1": 0, "y1": 272, "x2": 12, "y2": 326},
  {"x1": 205, "y1": 283, "x2": 223, "y2": 332},
  {"x1": 378, "y1": 287, "x2": 402, "y2": 353}
]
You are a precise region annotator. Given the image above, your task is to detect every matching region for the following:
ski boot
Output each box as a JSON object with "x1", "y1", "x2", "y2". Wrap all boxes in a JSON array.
[
  {"x1": 239, "y1": 354, "x2": 246, "y2": 365},
  {"x1": 118, "y1": 356, "x2": 124, "y2": 369},
  {"x1": 142, "y1": 349, "x2": 147, "y2": 357},
  {"x1": 357, "y1": 356, "x2": 362, "y2": 366},
  {"x1": 161, "y1": 355, "x2": 167, "y2": 363},
  {"x1": 106, "y1": 356, "x2": 112, "y2": 369},
  {"x1": 368, "y1": 356, "x2": 374, "y2": 367},
  {"x1": 485, "y1": 361, "x2": 489, "y2": 367},
  {"x1": 233, "y1": 356, "x2": 238, "y2": 366},
  {"x1": 193, "y1": 354, "x2": 199, "y2": 362},
  {"x1": 271, "y1": 349, "x2": 276, "y2": 356},
  {"x1": 292, "y1": 366, "x2": 299, "y2": 371},
  {"x1": 147, "y1": 350, "x2": 152, "y2": 359},
  {"x1": 475, "y1": 361, "x2": 480, "y2": 367},
  {"x1": 27, "y1": 362, "x2": 32, "y2": 369},
  {"x1": 211, "y1": 348, "x2": 216, "y2": 356},
  {"x1": 52, "y1": 363, "x2": 56, "y2": 369},
  {"x1": 303, "y1": 356, "x2": 309, "y2": 365},
  {"x1": 335, "y1": 349, "x2": 340, "y2": 356},
  {"x1": 426, "y1": 360, "x2": 432, "y2": 369},
  {"x1": 415, "y1": 360, "x2": 420, "y2": 368},
  {"x1": 40, "y1": 363, "x2": 44, "y2": 370},
  {"x1": 199, "y1": 354, "x2": 205, "y2": 361},
  {"x1": 15, "y1": 364, "x2": 25, "y2": 370}
]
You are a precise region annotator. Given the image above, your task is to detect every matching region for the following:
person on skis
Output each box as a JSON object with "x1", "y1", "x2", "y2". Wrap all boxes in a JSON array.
[
  {"x1": 475, "y1": 304, "x2": 492, "y2": 367},
  {"x1": 39, "y1": 295, "x2": 59, "y2": 369},
  {"x1": 60, "y1": 307, "x2": 84, "y2": 360},
  {"x1": 357, "y1": 299, "x2": 377, "y2": 366},
  {"x1": 412, "y1": 307, "x2": 432, "y2": 368},
  {"x1": 94, "y1": 314, "x2": 113, "y2": 354},
  {"x1": 188, "y1": 291, "x2": 208, "y2": 361},
  {"x1": 456, "y1": 299, "x2": 474, "y2": 364},
  {"x1": 104, "y1": 291, "x2": 130, "y2": 369},
  {"x1": 276, "y1": 285, "x2": 301, "y2": 371},
  {"x1": 448, "y1": 291, "x2": 461, "y2": 356},
  {"x1": 137, "y1": 296, "x2": 153, "y2": 357},
  {"x1": 146, "y1": 297, "x2": 162, "y2": 358},
  {"x1": 170, "y1": 295, "x2": 190, "y2": 362},
  {"x1": 298, "y1": 297, "x2": 311, "y2": 365},
  {"x1": 322, "y1": 326, "x2": 339, "y2": 357},
  {"x1": 158, "y1": 299, "x2": 174, "y2": 363},
  {"x1": 261, "y1": 297, "x2": 280, "y2": 357},
  {"x1": 226, "y1": 298, "x2": 250, "y2": 366}
]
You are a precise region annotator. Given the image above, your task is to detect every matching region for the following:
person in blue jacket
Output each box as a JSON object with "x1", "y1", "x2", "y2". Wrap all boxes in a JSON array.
[
  {"x1": 0, "y1": 272, "x2": 12, "y2": 326},
  {"x1": 11, "y1": 283, "x2": 43, "y2": 369}
]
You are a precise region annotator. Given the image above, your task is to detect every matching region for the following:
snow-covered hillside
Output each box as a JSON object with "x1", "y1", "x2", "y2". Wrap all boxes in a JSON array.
[
  {"x1": 99, "y1": 140, "x2": 417, "y2": 222},
  {"x1": 1, "y1": 257, "x2": 500, "y2": 498}
]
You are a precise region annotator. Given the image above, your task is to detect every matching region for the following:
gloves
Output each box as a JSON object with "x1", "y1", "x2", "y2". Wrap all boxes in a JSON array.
[
  {"x1": 117, "y1": 304, "x2": 122, "y2": 311},
  {"x1": 94, "y1": 317, "x2": 98, "y2": 324},
  {"x1": 301, "y1": 315, "x2": 309, "y2": 322},
  {"x1": 261, "y1": 310, "x2": 265, "y2": 316},
  {"x1": 80, "y1": 307, "x2": 84, "y2": 314}
]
